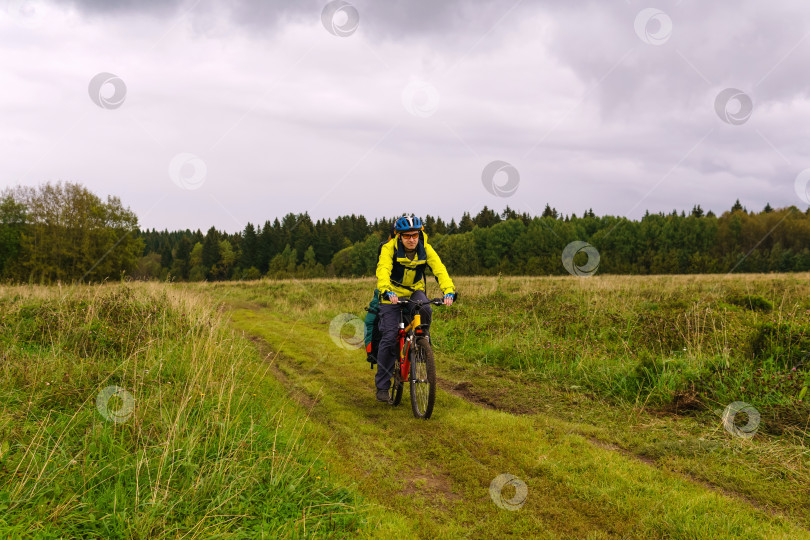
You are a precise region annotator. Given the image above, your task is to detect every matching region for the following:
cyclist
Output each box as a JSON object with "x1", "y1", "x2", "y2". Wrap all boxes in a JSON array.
[{"x1": 374, "y1": 214, "x2": 456, "y2": 402}]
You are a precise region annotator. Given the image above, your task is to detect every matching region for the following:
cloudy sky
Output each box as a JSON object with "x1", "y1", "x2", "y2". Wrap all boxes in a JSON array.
[{"x1": 2, "y1": 0, "x2": 810, "y2": 232}]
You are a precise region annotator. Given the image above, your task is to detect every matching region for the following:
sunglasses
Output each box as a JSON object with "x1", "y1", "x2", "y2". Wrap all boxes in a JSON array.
[{"x1": 400, "y1": 232, "x2": 420, "y2": 240}]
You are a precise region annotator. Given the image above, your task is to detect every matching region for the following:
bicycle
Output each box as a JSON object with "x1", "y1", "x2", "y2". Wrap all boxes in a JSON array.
[{"x1": 387, "y1": 297, "x2": 445, "y2": 419}]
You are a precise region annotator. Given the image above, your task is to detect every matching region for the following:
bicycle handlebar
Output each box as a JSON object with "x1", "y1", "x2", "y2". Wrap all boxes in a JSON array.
[{"x1": 393, "y1": 297, "x2": 445, "y2": 306}]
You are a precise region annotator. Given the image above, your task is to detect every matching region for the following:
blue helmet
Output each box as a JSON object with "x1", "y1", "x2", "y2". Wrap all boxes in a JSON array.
[{"x1": 394, "y1": 215, "x2": 423, "y2": 232}]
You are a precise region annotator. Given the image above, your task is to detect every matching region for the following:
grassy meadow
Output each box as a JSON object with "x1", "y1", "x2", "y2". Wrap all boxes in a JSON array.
[
  {"x1": 0, "y1": 283, "x2": 373, "y2": 538},
  {"x1": 0, "y1": 274, "x2": 809, "y2": 538}
]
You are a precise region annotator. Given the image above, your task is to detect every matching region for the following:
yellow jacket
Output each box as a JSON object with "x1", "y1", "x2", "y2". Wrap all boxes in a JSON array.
[{"x1": 376, "y1": 231, "x2": 455, "y2": 302}]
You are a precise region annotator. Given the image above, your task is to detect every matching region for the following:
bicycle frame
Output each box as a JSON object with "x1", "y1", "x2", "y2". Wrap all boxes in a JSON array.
[
  {"x1": 397, "y1": 306, "x2": 429, "y2": 381},
  {"x1": 397, "y1": 314, "x2": 418, "y2": 380}
]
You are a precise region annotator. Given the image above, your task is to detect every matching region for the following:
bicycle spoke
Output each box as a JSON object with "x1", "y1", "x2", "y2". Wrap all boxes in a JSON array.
[
  {"x1": 390, "y1": 358, "x2": 403, "y2": 405},
  {"x1": 409, "y1": 341, "x2": 434, "y2": 418},
  {"x1": 415, "y1": 350, "x2": 427, "y2": 411}
]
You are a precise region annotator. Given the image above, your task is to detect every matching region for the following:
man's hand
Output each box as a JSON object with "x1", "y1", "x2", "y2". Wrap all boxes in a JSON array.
[
  {"x1": 387, "y1": 292, "x2": 398, "y2": 304},
  {"x1": 443, "y1": 293, "x2": 454, "y2": 306}
]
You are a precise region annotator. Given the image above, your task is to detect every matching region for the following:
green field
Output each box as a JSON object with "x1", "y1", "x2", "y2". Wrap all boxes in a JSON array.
[{"x1": 1, "y1": 275, "x2": 809, "y2": 538}]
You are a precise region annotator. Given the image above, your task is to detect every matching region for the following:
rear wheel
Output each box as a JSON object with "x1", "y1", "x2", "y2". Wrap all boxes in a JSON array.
[
  {"x1": 390, "y1": 358, "x2": 403, "y2": 406},
  {"x1": 409, "y1": 337, "x2": 435, "y2": 419}
]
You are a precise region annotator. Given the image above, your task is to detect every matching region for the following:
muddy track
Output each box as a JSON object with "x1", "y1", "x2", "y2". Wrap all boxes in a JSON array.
[{"x1": 245, "y1": 334, "x2": 321, "y2": 409}]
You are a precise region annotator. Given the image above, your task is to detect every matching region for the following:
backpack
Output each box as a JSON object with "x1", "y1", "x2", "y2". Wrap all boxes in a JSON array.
[
  {"x1": 363, "y1": 289, "x2": 381, "y2": 369},
  {"x1": 363, "y1": 230, "x2": 396, "y2": 369}
]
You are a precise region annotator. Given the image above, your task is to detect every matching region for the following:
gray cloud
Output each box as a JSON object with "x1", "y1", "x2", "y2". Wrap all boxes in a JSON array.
[
  {"x1": 64, "y1": 0, "x2": 182, "y2": 16},
  {"x1": 3, "y1": 0, "x2": 809, "y2": 233},
  {"x1": 62, "y1": 0, "x2": 523, "y2": 36}
]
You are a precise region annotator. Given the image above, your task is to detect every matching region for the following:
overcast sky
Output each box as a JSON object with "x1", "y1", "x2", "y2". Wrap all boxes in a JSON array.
[{"x1": 2, "y1": 0, "x2": 810, "y2": 233}]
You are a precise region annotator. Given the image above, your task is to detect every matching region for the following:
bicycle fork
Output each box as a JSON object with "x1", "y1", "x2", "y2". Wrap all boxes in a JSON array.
[{"x1": 399, "y1": 334, "x2": 411, "y2": 380}]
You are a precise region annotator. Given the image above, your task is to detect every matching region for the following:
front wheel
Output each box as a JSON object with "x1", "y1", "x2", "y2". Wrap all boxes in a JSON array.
[{"x1": 409, "y1": 337, "x2": 435, "y2": 419}]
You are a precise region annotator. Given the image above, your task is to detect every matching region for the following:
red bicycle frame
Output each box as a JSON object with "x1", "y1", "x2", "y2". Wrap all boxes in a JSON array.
[
  {"x1": 397, "y1": 310, "x2": 427, "y2": 380},
  {"x1": 398, "y1": 329, "x2": 411, "y2": 380}
]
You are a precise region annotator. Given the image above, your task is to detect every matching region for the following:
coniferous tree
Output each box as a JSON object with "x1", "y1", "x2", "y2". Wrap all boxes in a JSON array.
[
  {"x1": 501, "y1": 206, "x2": 518, "y2": 221},
  {"x1": 202, "y1": 227, "x2": 220, "y2": 269},
  {"x1": 257, "y1": 221, "x2": 274, "y2": 273},
  {"x1": 541, "y1": 204, "x2": 559, "y2": 219},
  {"x1": 292, "y1": 213, "x2": 314, "y2": 265},
  {"x1": 423, "y1": 214, "x2": 437, "y2": 236},
  {"x1": 458, "y1": 212, "x2": 474, "y2": 233},
  {"x1": 434, "y1": 216, "x2": 447, "y2": 234},
  {"x1": 172, "y1": 236, "x2": 192, "y2": 279},
  {"x1": 473, "y1": 206, "x2": 500, "y2": 228},
  {"x1": 240, "y1": 222, "x2": 258, "y2": 270},
  {"x1": 160, "y1": 244, "x2": 173, "y2": 269}
]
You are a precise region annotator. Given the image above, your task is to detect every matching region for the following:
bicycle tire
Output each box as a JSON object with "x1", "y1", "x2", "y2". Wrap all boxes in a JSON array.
[
  {"x1": 390, "y1": 359, "x2": 403, "y2": 406},
  {"x1": 409, "y1": 337, "x2": 435, "y2": 419}
]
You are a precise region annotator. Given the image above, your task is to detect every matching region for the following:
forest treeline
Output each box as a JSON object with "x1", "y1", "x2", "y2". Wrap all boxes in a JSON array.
[{"x1": 2, "y1": 181, "x2": 810, "y2": 283}]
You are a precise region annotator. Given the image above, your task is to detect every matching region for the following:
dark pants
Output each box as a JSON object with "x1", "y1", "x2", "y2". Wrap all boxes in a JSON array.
[{"x1": 375, "y1": 290, "x2": 432, "y2": 391}]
